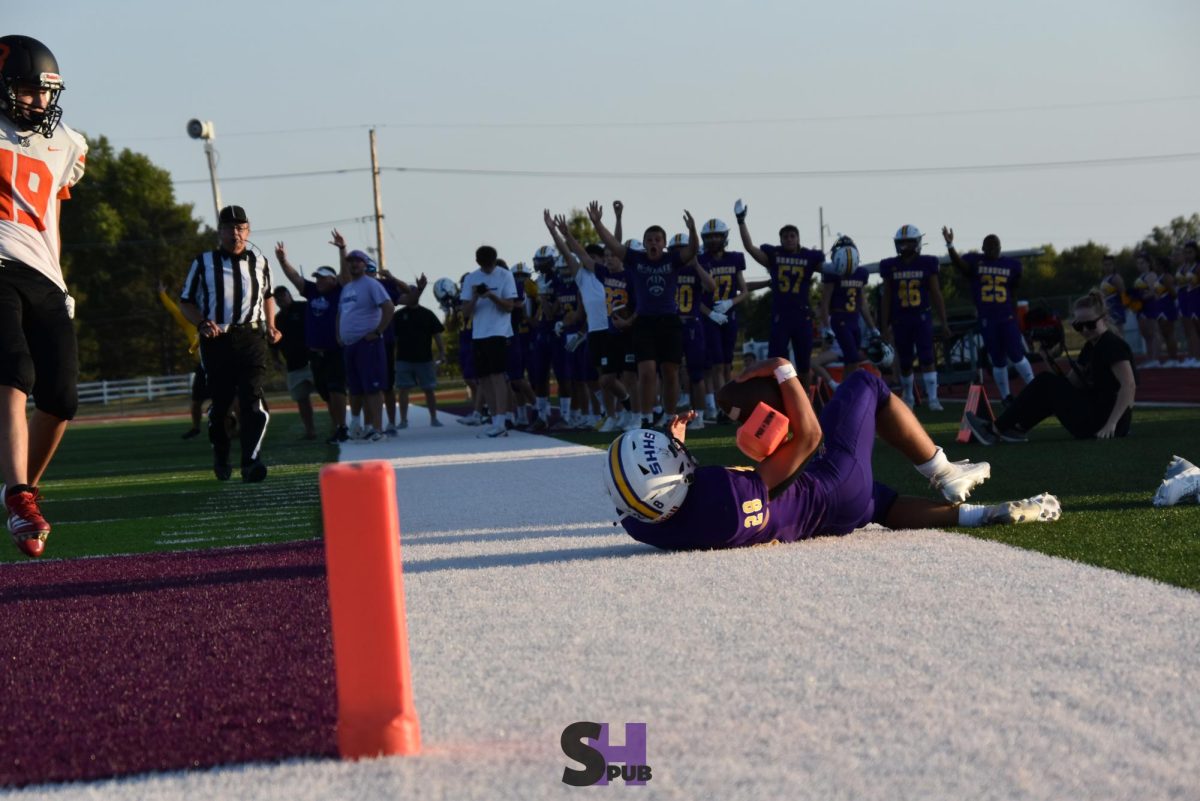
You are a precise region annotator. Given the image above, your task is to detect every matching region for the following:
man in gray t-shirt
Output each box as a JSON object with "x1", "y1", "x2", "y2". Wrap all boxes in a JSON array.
[{"x1": 336, "y1": 248, "x2": 395, "y2": 440}]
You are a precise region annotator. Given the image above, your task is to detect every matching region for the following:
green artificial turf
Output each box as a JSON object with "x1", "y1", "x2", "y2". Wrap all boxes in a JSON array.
[
  {"x1": 0, "y1": 411, "x2": 333, "y2": 563},
  {"x1": 556, "y1": 405, "x2": 1200, "y2": 592},
  {"x1": 6, "y1": 404, "x2": 1198, "y2": 594}
]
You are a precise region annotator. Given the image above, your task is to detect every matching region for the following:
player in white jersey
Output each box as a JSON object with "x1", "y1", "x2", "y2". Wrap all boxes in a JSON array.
[{"x1": 0, "y1": 35, "x2": 88, "y2": 558}]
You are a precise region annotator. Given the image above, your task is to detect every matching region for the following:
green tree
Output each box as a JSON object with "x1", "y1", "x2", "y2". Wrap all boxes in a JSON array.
[
  {"x1": 60, "y1": 136, "x2": 212, "y2": 379},
  {"x1": 1141, "y1": 213, "x2": 1200, "y2": 258},
  {"x1": 567, "y1": 208, "x2": 599, "y2": 247}
]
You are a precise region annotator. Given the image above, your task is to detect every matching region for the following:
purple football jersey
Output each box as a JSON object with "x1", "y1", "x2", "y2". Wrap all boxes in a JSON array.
[
  {"x1": 823, "y1": 267, "x2": 870, "y2": 315},
  {"x1": 880, "y1": 254, "x2": 939, "y2": 315},
  {"x1": 699, "y1": 250, "x2": 746, "y2": 305},
  {"x1": 762, "y1": 244, "x2": 822, "y2": 314},
  {"x1": 962, "y1": 253, "x2": 1021, "y2": 317}
]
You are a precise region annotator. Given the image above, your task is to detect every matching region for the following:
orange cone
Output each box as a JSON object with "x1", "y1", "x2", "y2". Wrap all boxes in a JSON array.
[
  {"x1": 320, "y1": 460, "x2": 421, "y2": 758},
  {"x1": 956, "y1": 384, "x2": 996, "y2": 444}
]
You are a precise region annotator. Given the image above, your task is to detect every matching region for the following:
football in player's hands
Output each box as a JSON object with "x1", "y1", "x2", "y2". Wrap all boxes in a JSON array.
[{"x1": 716, "y1": 376, "x2": 786, "y2": 423}]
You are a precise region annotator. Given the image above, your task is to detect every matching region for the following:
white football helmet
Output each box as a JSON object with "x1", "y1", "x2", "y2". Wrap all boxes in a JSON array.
[
  {"x1": 532, "y1": 245, "x2": 558, "y2": 264},
  {"x1": 894, "y1": 224, "x2": 924, "y2": 256},
  {"x1": 866, "y1": 337, "x2": 895, "y2": 369},
  {"x1": 668, "y1": 232, "x2": 690, "y2": 250},
  {"x1": 623, "y1": 238, "x2": 645, "y2": 252},
  {"x1": 603, "y1": 429, "x2": 696, "y2": 523},
  {"x1": 511, "y1": 261, "x2": 530, "y2": 275},
  {"x1": 700, "y1": 218, "x2": 730, "y2": 250},
  {"x1": 432, "y1": 277, "x2": 459, "y2": 309},
  {"x1": 826, "y1": 234, "x2": 860, "y2": 277}
]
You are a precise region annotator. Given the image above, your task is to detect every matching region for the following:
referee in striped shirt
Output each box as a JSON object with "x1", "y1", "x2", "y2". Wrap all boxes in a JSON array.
[{"x1": 180, "y1": 205, "x2": 281, "y2": 482}]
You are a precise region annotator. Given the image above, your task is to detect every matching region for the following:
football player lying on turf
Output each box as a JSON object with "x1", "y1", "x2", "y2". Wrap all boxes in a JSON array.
[{"x1": 604, "y1": 359, "x2": 1060, "y2": 551}]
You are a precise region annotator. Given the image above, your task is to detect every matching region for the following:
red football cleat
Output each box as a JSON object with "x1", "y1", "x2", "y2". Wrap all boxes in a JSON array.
[{"x1": 6, "y1": 488, "x2": 50, "y2": 558}]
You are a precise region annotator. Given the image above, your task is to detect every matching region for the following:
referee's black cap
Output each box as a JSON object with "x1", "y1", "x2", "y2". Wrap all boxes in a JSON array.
[{"x1": 218, "y1": 205, "x2": 249, "y2": 225}]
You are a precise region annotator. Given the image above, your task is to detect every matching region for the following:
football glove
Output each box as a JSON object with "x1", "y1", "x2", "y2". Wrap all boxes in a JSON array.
[
  {"x1": 734, "y1": 199, "x2": 748, "y2": 224},
  {"x1": 565, "y1": 332, "x2": 586, "y2": 352},
  {"x1": 713, "y1": 299, "x2": 734, "y2": 315},
  {"x1": 707, "y1": 310, "x2": 729, "y2": 325},
  {"x1": 554, "y1": 321, "x2": 565, "y2": 337}
]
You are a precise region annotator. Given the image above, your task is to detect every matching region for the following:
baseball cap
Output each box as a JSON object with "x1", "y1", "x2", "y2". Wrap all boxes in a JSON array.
[
  {"x1": 218, "y1": 205, "x2": 249, "y2": 225},
  {"x1": 312, "y1": 266, "x2": 337, "y2": 279},
  {"x1": 347, "y1": 249, "x2": 371, "y2": 263}
]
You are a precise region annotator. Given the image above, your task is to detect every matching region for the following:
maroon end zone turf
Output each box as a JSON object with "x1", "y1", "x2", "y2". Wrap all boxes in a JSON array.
[{"x1": 0, "y1": 540, "x2": 337, "y2": 788}]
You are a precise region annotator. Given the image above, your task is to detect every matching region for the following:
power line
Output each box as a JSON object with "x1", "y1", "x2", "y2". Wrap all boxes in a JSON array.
[
  {"x1": 172, "y1": 150, "x2": 1200, "y2": 187},
  {"x1": 114, "y1": 93, "x2": 1200, "y2": 141}
]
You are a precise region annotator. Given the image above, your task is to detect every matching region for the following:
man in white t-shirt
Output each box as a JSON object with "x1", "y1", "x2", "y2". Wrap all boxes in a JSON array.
[
  {"x1": 460, "y1": 245, "x2": 518, "y2": 437},
  {"x1": 0, "y1": 35, "x2": 89, "y2": 558}
]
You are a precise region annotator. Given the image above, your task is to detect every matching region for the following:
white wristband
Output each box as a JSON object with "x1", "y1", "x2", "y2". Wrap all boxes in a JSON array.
[{"x1": 774, "y1": 363, "x2": 798, "y2": 384}]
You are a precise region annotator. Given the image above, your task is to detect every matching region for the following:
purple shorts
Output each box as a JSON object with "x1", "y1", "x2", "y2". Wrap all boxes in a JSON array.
[
  {"x1": 573, "y1": 339, "x2": 597, "y2": 381},
  {"x1": 458, "y1": 331, "x2": 475, "y2": 381},
  {"x1": 979, "y1": 314, "x2": 1026, "y2": 367},
  {"x1": 806, "y1": 371, "x2": 899, "y2": 535},
  {"x1": 768, "y1": 311, "x2": 814, "y2": 372},
  {"x1": 527, "y1": 327, "x2": 552, "y2": 387},
  {"x1": 831, "y1": 312, "x2": 863, "y2": 363},
  {"x1": 681, "y1": 317, "x2": 709, "y2": 384},
  {"x1": 506, "y1": 334, "x2": 526, "y2": 382},
  {"x1": 891, "y1": 312, "x2": 935, "y2": 370},
  {"x1": 344, "y1": 336, "x2": 387, "y2": 396},
  {"x1": 552, "y1": 333, "x2": 572, "y2": 384},
  {"x1": 702, "y1": 314, "x2": 738, "y2": 365}
]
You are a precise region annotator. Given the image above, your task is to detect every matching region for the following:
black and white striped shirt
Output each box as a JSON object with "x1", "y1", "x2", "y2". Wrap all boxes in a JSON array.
[{"x1": 180, "y1": 248, "x2": 273, "y2": 326}]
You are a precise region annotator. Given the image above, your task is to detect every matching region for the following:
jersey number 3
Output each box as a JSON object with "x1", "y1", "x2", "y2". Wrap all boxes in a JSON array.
[{"x1": 0, "y1": 151, "x2": 54, "y2": 232}]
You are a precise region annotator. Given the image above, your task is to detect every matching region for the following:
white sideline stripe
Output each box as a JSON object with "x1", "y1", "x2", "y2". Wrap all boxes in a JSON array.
[
  {"x1": 406, "y1": 521, "x2": 616, "y2": 539},
  {"x1": 385, "y1": 445, "x2": 599, "y2": 470}
]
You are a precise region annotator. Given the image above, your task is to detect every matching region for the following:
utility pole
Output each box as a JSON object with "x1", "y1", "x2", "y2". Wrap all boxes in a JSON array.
[
  {"x1": 186, "y1": 119, "x2": 222, "y2": 223},
  {"x1": 819, "y1": 206, "x2": 825, "y2": 252},
  {"x1": 369, "y1": 128, "x2": 386, "y2": 272}
]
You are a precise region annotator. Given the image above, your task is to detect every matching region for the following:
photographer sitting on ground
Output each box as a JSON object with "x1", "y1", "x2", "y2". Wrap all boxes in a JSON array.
[{"x1": 965, "y1": 290, "x2": 1137, "y2": 444}]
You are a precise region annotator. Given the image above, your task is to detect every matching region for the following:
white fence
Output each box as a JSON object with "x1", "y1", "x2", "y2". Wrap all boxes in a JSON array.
[{"x1": 76, "y1": 374, "x2": 193, "y2": 406}]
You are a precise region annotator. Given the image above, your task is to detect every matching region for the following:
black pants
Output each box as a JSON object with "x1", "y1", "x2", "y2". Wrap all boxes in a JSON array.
[
  {"x1": 995, "y1": 372, "x2": 1130, "y2": 439},
  {"x1": 200, "y1": 327, "x2": 270, "y2": 466},
  {"x1": 0, "y1": 260, "x2": 78, "y2": 420}
]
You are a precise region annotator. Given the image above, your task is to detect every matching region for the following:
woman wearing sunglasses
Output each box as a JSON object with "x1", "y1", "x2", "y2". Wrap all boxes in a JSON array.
[{"x1": 964, "y1": 290, "x2": 1137, "y2": 443}]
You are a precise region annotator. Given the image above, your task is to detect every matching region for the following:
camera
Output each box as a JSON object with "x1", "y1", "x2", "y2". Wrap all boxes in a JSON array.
[{"x1": 474, "y1": 284, "x2": 489, "y2": 296}]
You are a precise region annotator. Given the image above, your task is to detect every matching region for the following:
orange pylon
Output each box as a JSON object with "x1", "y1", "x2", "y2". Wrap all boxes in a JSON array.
[{"x1": 320, "y1": 460, "x2": 421, "y2": 758}]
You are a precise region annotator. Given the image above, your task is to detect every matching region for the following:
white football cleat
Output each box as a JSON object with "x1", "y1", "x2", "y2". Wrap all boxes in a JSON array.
[
  {"x1": 1152, "y1": 455, "x2": 1200, "y2": 507},
  {"x1": 686, "y1": 415, "x2": 705, "y2": 431},
  {"x1": 926, "y1": 398, "x2": 944, "y2": 412},
  {"x1": 930, "y1": 459, "x2": 991, "y2": 503},
  {"x1": 987, "y1": 493, "x2": 1061, "y2": 524}
]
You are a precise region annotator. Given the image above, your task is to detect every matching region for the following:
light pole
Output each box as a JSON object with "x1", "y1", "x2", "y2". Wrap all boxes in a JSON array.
[{"x1": 186, "y1": 118, "x2": 222, "y2": 224}]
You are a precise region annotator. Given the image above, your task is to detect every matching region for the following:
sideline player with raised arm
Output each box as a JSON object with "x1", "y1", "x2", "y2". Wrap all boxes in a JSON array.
[
  {"x1": 879, "y1": 225, "x2": 949, "y2": 410},
  {"x1": 275, "y1": 239, "x2": 351, "y2": 442},
  {"x1": 943, "y1": 226, "x2": 1036, "y2": 402},
  {"x1": 604, "y1": 362, "x2": 1060, "y2": 552},
  {"x1": 0, "y1": 36, "x2": 88, "y2": 557},
  {"x1": 736, "y1": 199, "x2": 823, "y2": 386},
  {"x1": 588, "y1": 201, "x2": 699, "y2": 428},
  {"x1": 552, "y1": 211, "x2": 637, "y2": 431}
]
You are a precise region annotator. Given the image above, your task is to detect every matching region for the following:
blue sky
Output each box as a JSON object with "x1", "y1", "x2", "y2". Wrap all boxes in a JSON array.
[{"x1": 12, "y1": 0, "x2": 1200, "y2": 291}]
